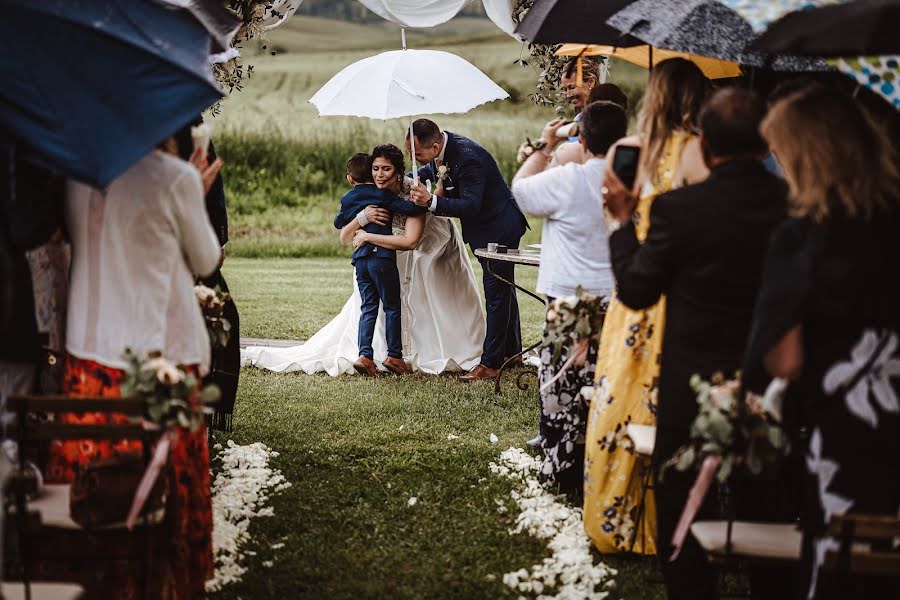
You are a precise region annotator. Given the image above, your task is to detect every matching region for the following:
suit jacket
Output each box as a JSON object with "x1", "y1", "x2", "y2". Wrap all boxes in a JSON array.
[
  {"x1": 417, "y1": 131, "x2": 527, "y2": 248},
  {"x1": 333, "y1": 184, "x2": 425, "y2": 264},
  {"x1": 609, "y1": 158, "x2": 787, "y2": 459}
]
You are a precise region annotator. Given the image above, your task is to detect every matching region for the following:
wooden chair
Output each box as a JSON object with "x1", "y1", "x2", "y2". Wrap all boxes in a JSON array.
[
  {"x1": 824, "y1": 513, "x2": 900, "y2": 577},
  {"x1": 3, "y1": 395, "x2": 165, "y2": 600},
  {"x1": 625, "y1": 423, "x2": 656, "y2": 553}
]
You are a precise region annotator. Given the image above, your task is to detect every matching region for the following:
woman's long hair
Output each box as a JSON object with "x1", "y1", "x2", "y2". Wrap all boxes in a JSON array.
[
  {"x1": 762, "y1": 88, "x2": 900, "y2": 221},
  {"x1": 636, "y1": 58, "x2": 711, "y2": 182},
  {"x1": 369, "y1": 143, "x2": 406, "y2": 176}
]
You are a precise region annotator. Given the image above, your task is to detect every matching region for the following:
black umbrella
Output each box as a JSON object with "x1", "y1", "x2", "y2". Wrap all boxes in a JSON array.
[
  {"x1": 515, "y1": 0, "x2": 643, "y2": 46},
  {"x1": 607, "y1": 0, "x2": 831, "y2": 72},
  {"x1": 749, "y1": 0, "x2": 900, "y2": 57}
]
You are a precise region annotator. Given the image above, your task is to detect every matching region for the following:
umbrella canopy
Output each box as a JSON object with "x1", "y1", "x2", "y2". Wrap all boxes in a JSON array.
[
  {"x1": 607, "y1": 0, "x2": 830, "y2": 72},
  {"x1": 719, "y1": 0, "x2": 848, "y2": 33},
  {"x1": 357, "y1": 0, "x2": 468, "y2": 28},
  {"x1": 0, "y1": 0, "x2": 226, "y2": 188},
  {"x1": 309, "y1": 49, "x2": 509, "y2": 120},
  {"x1": 831, "y1": 56, "x2": 900, "y2": 109},
  {"x1": 157, "y1": 0, "x2": 242, "y2": 53},
  {"x1": 515, "y1": 0, "x2": 643, "y2": 46},
  {"x1": 749, "y1": 0, "x2": 900, "y2": 57},
  {"x1": 555, "y1": 43, "x2": 741, "y2": 79}
]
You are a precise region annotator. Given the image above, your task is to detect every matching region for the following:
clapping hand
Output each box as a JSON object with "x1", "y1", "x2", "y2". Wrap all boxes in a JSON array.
[
  {"x1": 189, "y1": 147, "x2": 224, "y2": 195},
  {"x1": 409, "y1": 181, "x2": 433, "y2": 207},
  {"x1": 540, "y1": 118, "x2": 568, "y2": 150}
]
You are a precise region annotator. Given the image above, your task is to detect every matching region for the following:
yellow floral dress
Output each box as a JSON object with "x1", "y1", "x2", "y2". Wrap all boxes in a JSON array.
[{"x1": 583, "y1": 131, "x2": 694, "y2": 555}]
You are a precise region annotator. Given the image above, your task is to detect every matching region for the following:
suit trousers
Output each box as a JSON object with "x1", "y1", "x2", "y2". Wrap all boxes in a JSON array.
[
  {"x1": 355, "y1": 256, "x2": 402, "y2": 360},
  {"x1": 474, "y1": 252, "x2": 522, "y2": 368}
]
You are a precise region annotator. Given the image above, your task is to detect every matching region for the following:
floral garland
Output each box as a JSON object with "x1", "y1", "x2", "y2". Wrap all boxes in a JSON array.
[
  {"x1": 663, "y1": 374, "x2": 790, "y2": 484},
  {"x1": 511, "y1": 0, "x2": 568, "y2": 109}
]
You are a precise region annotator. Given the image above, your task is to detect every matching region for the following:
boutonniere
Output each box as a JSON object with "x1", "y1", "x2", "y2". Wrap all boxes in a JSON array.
[{"x1": 436, "y1": 164, "x2": 449, "y2": 182}]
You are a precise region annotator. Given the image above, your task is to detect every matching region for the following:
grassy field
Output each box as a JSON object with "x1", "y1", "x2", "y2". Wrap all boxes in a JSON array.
[
  {"x1": 212, "y1": 15, "x2": 646, "y2": 259},
  {"x1": 214, "y1": 255, "x2": 664, "y2": 599}
]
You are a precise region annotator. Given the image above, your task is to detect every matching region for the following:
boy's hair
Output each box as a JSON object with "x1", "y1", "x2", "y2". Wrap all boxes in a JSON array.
[{"x1": 346, "y1": 152, "x2": 372, "y2": 184}]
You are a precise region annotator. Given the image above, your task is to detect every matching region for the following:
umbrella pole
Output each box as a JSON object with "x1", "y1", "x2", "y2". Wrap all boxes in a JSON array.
[
  {"x1": 409, "y1": 116, "x2": 419, "y2": 187},
  {"x1": 648, "y1": 45, "x2": 653, "y2": 72}
]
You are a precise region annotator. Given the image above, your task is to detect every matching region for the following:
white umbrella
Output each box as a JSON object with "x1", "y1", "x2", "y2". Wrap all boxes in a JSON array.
[{"x1": 309, "y1": 46, "x2": 508, "y2": 183}]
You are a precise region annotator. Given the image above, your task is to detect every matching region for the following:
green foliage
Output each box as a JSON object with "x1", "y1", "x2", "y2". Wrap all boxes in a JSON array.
[{"x1": 120, "y1": 349, "x2": 219, "y2": 432}]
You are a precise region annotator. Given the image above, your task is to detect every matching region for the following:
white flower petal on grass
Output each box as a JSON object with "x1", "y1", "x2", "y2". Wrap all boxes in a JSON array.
[
  {"x1": 408, "y1": 496, "x2": 418, "y2": 507},
  {"x1": 489, "y1": 433, "x2": 499, "y2": 444},
  {"x1": 448, "y1": 433, "x2": 460, "y2": 440},
  {"x1": 399, "y1": 425, "x2": 404, "y2": 432},
  {"x1": 489, "y1": 447, "x2": 616, "y2": 599},
  {"x1": 205, "y1": 441, "x2": 292, "y2": 593}
]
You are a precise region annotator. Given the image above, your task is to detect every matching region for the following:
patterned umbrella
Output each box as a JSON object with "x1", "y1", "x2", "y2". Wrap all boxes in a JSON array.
[
  {"x1": 606, "y1": 0, "x2": 830, "y2": 71},
  {"x1": 831, "y1": 55, "x2": 900, "y2": 109},
  {"x1": 719, "y1": 0, "x2": 848, "y2": 33}
]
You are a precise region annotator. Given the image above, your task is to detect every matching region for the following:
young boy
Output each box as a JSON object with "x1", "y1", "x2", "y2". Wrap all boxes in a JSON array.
[{"x1": 333, "y1": 153, "x2": 424, "y2": 376}]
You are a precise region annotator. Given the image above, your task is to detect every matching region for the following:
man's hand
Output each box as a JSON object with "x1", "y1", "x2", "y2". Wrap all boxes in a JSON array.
[
  {"x1": 540, "y1": 118, "x2": 568, "y2": 151},
  {"x1": 602, "y1": 166, "x2": 638, "y2": 223},
  {"x1": 409, "y1": 181, "x2": 433, "y2": 207},
  {"x1": 352, "y1": 230, "x2": 370, "y2": 249},
  {"x1": 363, "y1": 206, "x2": 390, "y2": 227}
]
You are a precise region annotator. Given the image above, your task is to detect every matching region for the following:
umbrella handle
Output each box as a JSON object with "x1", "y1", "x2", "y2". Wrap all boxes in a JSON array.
[{"x1": 409, "y1": 116, "x2": 418, "y2": 186}]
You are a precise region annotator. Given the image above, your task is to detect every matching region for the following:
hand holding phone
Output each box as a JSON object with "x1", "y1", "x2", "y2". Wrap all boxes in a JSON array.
[{"x1": 612, "y1": 145, "x2": 640, "y2": 190}]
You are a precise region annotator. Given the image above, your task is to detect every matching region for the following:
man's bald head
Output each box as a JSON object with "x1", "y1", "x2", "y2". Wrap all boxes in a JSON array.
[{"x1": 699, "y1": 88, "x2": 768, "y2": 161}]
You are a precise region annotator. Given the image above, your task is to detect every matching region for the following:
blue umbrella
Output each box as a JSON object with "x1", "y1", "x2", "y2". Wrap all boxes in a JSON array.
[{"x1": 0, "y1": 0, "x2": 230, "y2": 188}]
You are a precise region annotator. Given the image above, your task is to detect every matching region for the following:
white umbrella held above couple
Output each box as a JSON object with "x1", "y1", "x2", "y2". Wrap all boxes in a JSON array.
[{"x1": 309, "y1": 32, "x2": 509, "y2": 186}]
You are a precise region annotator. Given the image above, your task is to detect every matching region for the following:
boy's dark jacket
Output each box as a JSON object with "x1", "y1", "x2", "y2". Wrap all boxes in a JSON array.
[{"x1": 334, "y1": 183, "x2": 425, "y2": 263}]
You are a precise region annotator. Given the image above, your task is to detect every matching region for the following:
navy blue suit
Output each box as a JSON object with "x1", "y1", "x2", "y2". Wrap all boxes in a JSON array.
[
  {"x1": 417, "y1": 131, "x2": 528, "y2": 368},
  {"x1": 334, "y1": 184, "x2": 425, "y2": 359}
]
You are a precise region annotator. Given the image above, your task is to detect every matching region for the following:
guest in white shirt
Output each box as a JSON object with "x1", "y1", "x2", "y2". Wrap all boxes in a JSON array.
[
  {"x1": 44, "y1": 139, "x2": 222, "y2": 598},
  {"x1": 510, "y1": 100, "x2": 628, "y2": 490}
]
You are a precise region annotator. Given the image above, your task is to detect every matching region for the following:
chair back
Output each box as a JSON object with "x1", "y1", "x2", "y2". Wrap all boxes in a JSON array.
[{"x1": 824, "y1": 513, "x2": 900, "y2": 577}]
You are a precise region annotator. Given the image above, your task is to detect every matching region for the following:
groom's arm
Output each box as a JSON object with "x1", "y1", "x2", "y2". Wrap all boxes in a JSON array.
[{"x1": 432, "y1": 161, "x2": 485, "y2": 219}]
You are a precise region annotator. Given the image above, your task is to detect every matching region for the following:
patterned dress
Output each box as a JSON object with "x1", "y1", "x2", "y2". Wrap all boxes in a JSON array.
[
  {"x1": 583, "y1": 131, "x2": 694, "y2": 554},
  {"x1": 44, "y1": 356, "x2": 213, "y2": 599}
]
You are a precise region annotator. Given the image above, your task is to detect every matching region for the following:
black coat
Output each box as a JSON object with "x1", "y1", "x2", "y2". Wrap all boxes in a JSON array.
[{"x1": 609, "y1": 158, "x2": 787, "y2": 460}]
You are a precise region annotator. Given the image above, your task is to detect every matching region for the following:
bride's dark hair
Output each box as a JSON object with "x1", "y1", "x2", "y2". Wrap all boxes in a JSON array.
[{"x1": 369, "y1": 143, "x2": 406, "y2": 175}]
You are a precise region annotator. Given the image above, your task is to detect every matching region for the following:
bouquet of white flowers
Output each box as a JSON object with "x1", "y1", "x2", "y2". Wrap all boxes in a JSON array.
[
  {"x1": 195, "y1": 284, "x2": 232, "y2": 349},
  {"x1": 121, "y1": 349, "x2": 219, "y2": 432},
  {"x1": 664, "y1": 374, "x2": 790, "y2": 484}
]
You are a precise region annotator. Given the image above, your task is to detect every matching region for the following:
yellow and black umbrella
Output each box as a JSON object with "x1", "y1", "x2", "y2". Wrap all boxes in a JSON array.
[{"x1": 556, "y1": 43, "x2": 741, "y2": 80}]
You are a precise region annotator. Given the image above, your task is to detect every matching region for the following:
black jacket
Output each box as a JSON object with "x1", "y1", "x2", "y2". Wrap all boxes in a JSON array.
[{"x1": 609, "y1": 158, "x2": 787, "y2": 459}]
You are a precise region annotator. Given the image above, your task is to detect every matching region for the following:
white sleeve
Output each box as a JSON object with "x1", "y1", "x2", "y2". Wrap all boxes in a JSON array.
[
  {"x1": 171, "y1": 165, "x2": 221, "y2": 278},
  {"x1": 511, "y1": 164, "x2": 571, "y2": 219}
]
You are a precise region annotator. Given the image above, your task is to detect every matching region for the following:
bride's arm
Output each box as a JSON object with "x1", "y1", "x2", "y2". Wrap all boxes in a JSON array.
[
  {"x1": 353, "y1": 214, "x2": 425, "y2": 251},
  {"x1": 339, "y1": 205, "x2": 390, "y2": 245}
]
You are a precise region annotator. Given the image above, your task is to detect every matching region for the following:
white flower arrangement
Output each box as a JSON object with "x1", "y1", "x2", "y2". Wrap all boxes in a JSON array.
[
  {"x1": 490, "y1": 447, "x2": 617, "y2": 598},
  {"x1": 195, "y1": 284, "x2": 232, "y2": 349},
  {"x1": 206, "y1": 440, "x2": 292, "y2": 593},
  {"x1": 436, "y1": 164, "x2": 449, "y2": 182}
]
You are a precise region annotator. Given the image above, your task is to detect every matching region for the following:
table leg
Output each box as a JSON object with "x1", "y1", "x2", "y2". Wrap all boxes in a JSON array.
[{"x1": 484, "y1": 258, "x2": 545, "y2": 306}]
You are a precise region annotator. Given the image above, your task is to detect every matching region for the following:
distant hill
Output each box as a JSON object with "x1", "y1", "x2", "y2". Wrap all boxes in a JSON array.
[{"x1": 297, "y1": 0, "x2": 486, "y2": 24}]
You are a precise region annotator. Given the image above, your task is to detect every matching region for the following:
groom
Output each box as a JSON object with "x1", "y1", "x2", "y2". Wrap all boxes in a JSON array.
[{"x1": 407, "y1": 119, "x2": 528, "y2": 382}]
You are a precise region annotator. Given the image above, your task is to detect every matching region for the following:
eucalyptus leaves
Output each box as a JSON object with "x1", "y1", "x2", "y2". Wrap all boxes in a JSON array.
[
  {"x1": 543, "y1": 287, "x2": 607, "y2": 366},
  {"x1": 196, "y1": 284, "x2": 233, "y2": 349},
  {"x1": 121, "y1": 349, "x2": 219, "y2": 432},
  {"x1": 664, "y1": 374, "x2": 790, "y2": 484}
]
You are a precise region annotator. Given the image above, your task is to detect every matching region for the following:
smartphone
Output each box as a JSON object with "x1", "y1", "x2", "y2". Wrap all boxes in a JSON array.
[{"x1": 612, "y1": 145, "x2": 640, "y2": 190}]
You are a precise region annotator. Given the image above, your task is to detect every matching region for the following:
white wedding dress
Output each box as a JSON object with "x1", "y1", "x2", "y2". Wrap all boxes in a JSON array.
[{"x1": 241, "y1": 213, "x2": 485, "y2": 375}]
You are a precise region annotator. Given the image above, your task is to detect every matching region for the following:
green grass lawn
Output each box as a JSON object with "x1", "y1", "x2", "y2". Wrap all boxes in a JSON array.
[{"x1": 213, "y1": 256, "x2": 664, "y2": 599}]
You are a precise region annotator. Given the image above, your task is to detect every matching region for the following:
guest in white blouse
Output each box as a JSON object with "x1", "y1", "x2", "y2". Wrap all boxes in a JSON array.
[
  {"x1": 511, "y1": 100, "x2": 628, "y2": 489},
  {"x1": 44, "y1": 139, "x2": 222, "y2": 598}
]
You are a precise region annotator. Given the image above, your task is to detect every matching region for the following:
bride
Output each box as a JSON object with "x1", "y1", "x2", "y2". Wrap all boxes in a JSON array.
[{"x1": 242, "y1": 143, "x2": 485, "y2": 375}]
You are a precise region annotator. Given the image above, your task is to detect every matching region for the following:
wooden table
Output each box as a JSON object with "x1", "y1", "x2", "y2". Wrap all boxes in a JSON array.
[{"x1": 474, "y1": 248, "x2": 544, "y2": 393}]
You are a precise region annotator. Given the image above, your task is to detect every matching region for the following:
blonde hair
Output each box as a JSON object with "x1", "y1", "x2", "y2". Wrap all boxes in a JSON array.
[
  {"x1": 637, "y1": 58, "x2": 710, "y2": 182},
  {"x1": 762, "y1": 89, "x2": 900, "y2": 221}
]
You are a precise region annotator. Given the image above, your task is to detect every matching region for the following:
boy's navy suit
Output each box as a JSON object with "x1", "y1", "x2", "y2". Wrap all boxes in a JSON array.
[
  {"x1": 334, "y1": 184, "x2": 425, "y2": 360},
  {"x1": 417, "y1": 131, "x2": 528, "y2": 368}
]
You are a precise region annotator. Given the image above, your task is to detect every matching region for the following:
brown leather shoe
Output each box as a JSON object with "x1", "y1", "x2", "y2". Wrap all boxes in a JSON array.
[
  {"x1": 353, "y1": 356, "x2": 380, "y2": 377},
  {"x1": 383, "y1": 357, "x2": 413, "y2": 375},
  {"x1": 458, "y1": 364, "x2": 500, "y2": 383}
]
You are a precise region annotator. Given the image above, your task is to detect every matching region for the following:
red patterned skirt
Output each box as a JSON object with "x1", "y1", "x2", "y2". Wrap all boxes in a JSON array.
[{"x1": 42, "y1": 355, "x2": 213, "y2": 599}]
